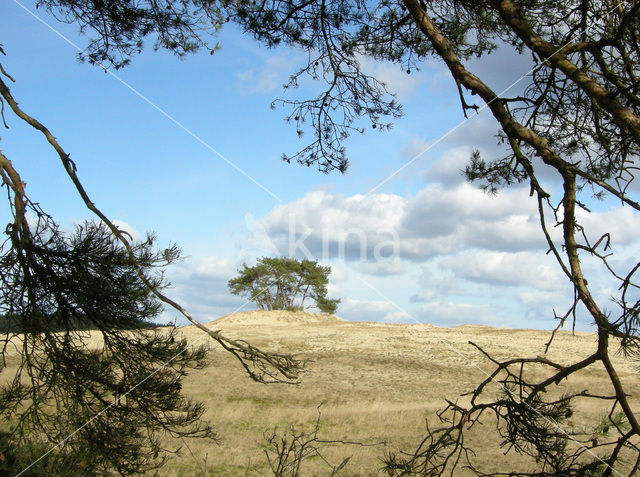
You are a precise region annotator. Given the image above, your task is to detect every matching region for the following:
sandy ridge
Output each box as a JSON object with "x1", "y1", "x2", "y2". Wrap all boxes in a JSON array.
[{"x1": 209, "y1": 309, "x2": 346, "y2": 326}]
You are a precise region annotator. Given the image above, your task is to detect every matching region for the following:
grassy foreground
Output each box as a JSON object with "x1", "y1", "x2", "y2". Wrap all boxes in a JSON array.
[{"x1": 153, "y1": 311, "x2": 639, "y2": 476}]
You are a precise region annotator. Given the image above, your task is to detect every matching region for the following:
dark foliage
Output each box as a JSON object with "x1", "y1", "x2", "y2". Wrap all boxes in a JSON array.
[
  {"x1": 0, "y1": 27, "x2": 303, "y2": 472},
  {"x1": 36, "y1": 0, "x2": 226, "y2": 68},
  {"x1": 228, "y1": 256, "x2": 340, "y2": 314},
  {"x1": 0, "y1": 217, "x2": 215, "y2": 476}
]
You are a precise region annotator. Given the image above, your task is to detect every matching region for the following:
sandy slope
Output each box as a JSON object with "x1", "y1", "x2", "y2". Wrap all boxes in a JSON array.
[
  {"x1": 210, "y1": 309, "x2": 346, "y2": 326},
  {"x1": 181, "y1": 310, "x2": 624, "y2": 372},
  {"x1": 4, "y1": 311, "x2": 638, "y2": 475}
]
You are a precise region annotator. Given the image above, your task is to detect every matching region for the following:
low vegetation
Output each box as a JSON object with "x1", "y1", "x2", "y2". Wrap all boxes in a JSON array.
[{"x1": 155, "y1": 311, "x2": 640, "y2": 476}]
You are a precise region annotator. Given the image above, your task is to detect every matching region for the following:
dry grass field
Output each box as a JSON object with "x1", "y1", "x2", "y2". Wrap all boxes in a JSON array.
[
  {"x1": 2, "y1": 311, "x2": 637, "y2": 475},
  {"x1": 148, "y1": 311, "x2": 640, "y2": 476}
]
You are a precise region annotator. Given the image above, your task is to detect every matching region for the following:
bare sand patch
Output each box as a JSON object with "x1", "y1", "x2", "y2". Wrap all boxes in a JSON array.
[{"x1": 209, "y1": 309, "x2": 346, "y2": 326}]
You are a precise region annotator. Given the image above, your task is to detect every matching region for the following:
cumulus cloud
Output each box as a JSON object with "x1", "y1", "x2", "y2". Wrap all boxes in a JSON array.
[
  {"x1": 412, "y1": 114, "x2": 562, "y2": 189},
  {"x1": 466, "y1": 48, "x2": 534, "y2": 96},
  {"x1": 414, "y1": 300, "x2": 509, "y2": 327},
  {"x1": 421, "y1": 146, "x2": 474, "y2": 186},
  {"x1": 112, "y1": 220, "x2": 142, "y2": 241},
  {"x1": 399, "y1": 183, "x2": 546, "y2": 255},
  {"x1": 398, "y1": 124, "x2": 502, "y2": 186},
  {"x1": 181, "y1": 256, "x2": 235, "y2": 279},
  {"x1": 244, "y1": 182, "x2": 552, "y2": 265},
  {"x1": 577, "y1": 206, "x2": 640, "y2": 247},
  {"x1": 383, "y1": 310, "x2": 415, "y2": 323},
  {"x1": 410, "y1": 289, "x2": 435, "y2": 303},
  {"x1": 339, "y1": 298, "x2": 403, "y2": 322},
  {"x1": 358, "y1": 55, "x2": 427, "y2": 101},
  {"x1": 245, "y1": 190, "x2": 405, "y2": 262},
  {"x1": 164, "y1": 256, "x2": 246, "y2": 325},
  {"x1": 158, "y1": 128, "x2": 639, "y2": 329},
  {"x1": 402, "y1": 136, "x2": 431, "y2": 161},
  {"x1": 242, "y1": 212, "x2": 282, "y2": 257},
  {"x1": 518, "y1": 290, "x2": 576, "y2": 324},
  {"x1": 356, "y1": 260, "x2": 405, "y2": 276},
  {"x1": 439, "y1": 115, "x2": 503, "y2": 152},
  {"x1": 440, "y1": 251, "x2": 563, "y2": 291},
  {"x1": 68, "y1": 218, "x2": 142, "y2": 241}
]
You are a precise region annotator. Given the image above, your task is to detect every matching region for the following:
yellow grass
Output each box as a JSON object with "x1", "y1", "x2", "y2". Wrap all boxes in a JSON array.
[
  {"x1": 3, "y1": 311, "x2": 639, "y2": 475},
  {"x1": 155, "y1": 311, "x2": 640, "y2": 476}
]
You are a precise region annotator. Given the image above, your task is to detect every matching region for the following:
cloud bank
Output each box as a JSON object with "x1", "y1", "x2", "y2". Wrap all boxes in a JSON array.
[{"x1": 165, "y1": 145, "x2": 640, "y2": 329}]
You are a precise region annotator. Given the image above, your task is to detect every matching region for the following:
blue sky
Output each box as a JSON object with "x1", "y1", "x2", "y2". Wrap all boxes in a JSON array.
[{"x1": 1, "y1": 0, "x2": 637, "y2": 330}]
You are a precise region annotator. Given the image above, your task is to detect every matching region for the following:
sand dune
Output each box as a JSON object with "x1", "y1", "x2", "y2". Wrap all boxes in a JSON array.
[
  {"x1": 4, "y1": 311, "x2": 638, "y2": 475},
  {"x1": 165, "y1": 311, "x2": 640, "y2": 475},
  {"x1": 209, "y1": 309, "x2": 346, "y2": 326}
]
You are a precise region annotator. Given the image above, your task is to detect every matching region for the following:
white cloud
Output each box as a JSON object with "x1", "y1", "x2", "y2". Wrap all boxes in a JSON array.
[
  {"x1": 466, "y1": 43, "x2": 535, "y2": 96},
  {"x1": 236, "y1": 70, "x2": 253, "y2": 82},
  {"x1": 400, "y1": 183, "x2": 546, "y2": 255},
  {"x1": 577, "y1": 206, "x2": 640, "y2": 247},
  {"x1": 68, "y1": 218, "x2": 142, "y2": 241},
  {"x1": 356, "y1": 260, "x2": 405, "y2": 276},
  {"x1": 164, "y1": 256, "x2": 246, "y2": 325},
  {"x1": 170, "y1": 255, "x2": 237, "y2": 281},
  {"x1": 242, "y1": 212, "x2": 282, "y2": 257},
  {"x1": 237, "y1": 53, "x2": 300, "y2": 94},
  {"x1": 421, "y1": 145, "x2": 474, "y2": 186},
  {"x1": 440, "y1": 115, "x2": 503, "y2": 151},
  {"x1": 440, "y1": 251, "x2": 564, "y2": 291},
  {"x1": 190, "y1": 256, "x2": 236, "y2": 279},
  {"x1": 414, "y1": 300, "x2": 508, "y2": 327},
  {"x1": 410, "y1": 289, "x2": 435, "y2": 303},
  {"x1": 155, "y1": 139, "x2": 640, "y2": 329},
  {"x1": 518, "y1": 290, "x2": 576, "y2": 323},
  {"x1": 246, "y1": 190, "x2": 405, "y2": 261},
  {"x1": 246, "y1": 181, "x2": 551, "y2": 263},
  {"x1": 358, "y1": 55, "x2": 427, "y2": 101},
  {"x1": 383, "y1": 310, "x2": 414, "y2": 323},
  {"x1": 412, "y1": 114, "x2": 561, "y2": 190},
  {"x1": 339, "y1": 298, "x2": 403, "y2": 322},
  {"x1": 402, "y1": 136, "x2": 431, "y2": 160}
]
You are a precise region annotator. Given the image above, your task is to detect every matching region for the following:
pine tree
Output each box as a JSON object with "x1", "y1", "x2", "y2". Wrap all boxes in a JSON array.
[{"x1": 228, "y1": 257, "x2": 340, "y2": 314}]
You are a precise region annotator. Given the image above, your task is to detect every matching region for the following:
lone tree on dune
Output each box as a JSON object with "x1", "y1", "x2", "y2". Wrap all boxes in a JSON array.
[
  {"x1": 228, "y1": 257, "x2": 340, "y2": 314},
  {"x1": 2, "y1": 0, "x2": 640, "y2": 475}
]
